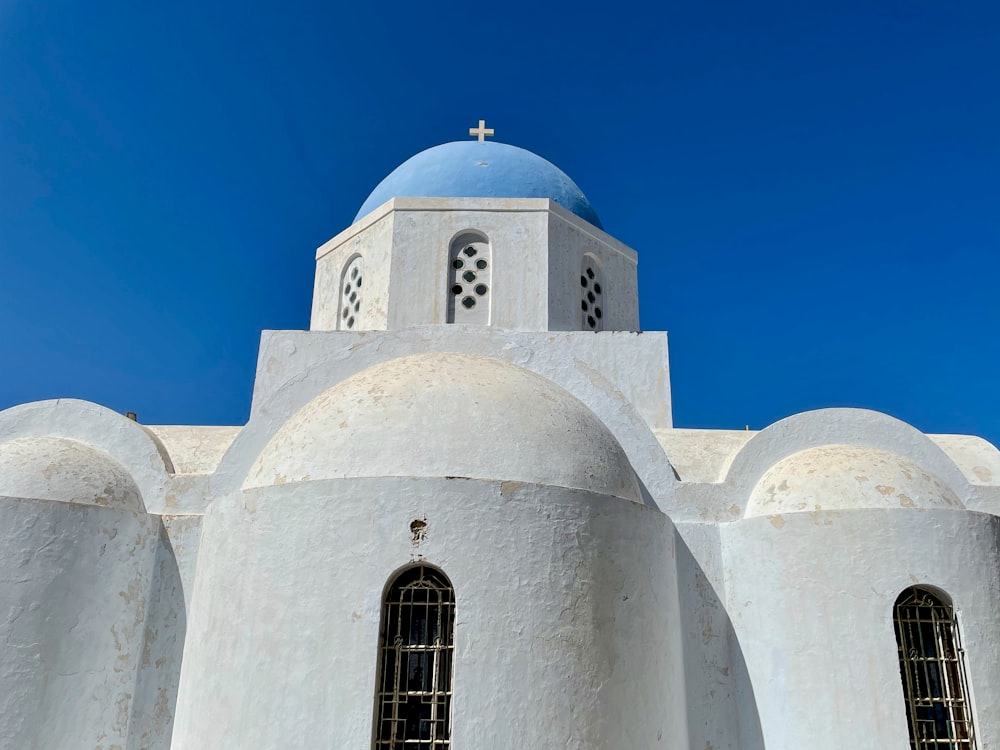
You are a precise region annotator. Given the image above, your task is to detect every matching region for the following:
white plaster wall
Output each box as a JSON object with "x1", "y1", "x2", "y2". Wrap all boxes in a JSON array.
[
  {"x1": 385, "y1": 201, "x2": 550, "y2": 329},
  {"x1": 0, "y1": 437, "x2": 145, "y2": 511},
  {"x1": 657, "y1": 409, "x2": 997, "y2": 524},
  {"x1": 144, "y1": 426, "x2": 241, "y2": 475},
  {"x1": 171, "y1": 477, "x2": 685, "y2": 749},
  {"x1": 216, "y1": 328, "x2": 675, "y2": 513},
  {"x1": 0, "y1": 496, "x2": 160, "y2": 750},
  {"x1": 654, "y1": 429, "x2": 755, "y2": 484},
  {"x1": 746, "y1": 445, "x2": 963, "y2": 515},
  {"x1": 547, "y1": 211, "x2": 639, "y2": 332},
  {"x1": 674, "y1": 522, "x2": 757, "y2": 750},
  {"x1": 721, "y1": 509, "x2": 1000, "y2": 750},
  {"x1": 929, "y1": 433, "x2": 1000, "y2": 487},
  {"x1": 127, "y1": 516, "x2": 199, "y2": 750},
  {"x1": 724, "y1": 409, "x2": 973, "y2": 507},
  {"x1": 0, "y1": 400, "x2": 174, "y2": 513},
  {"x1": 147, "y1": 426, "x2": 241, "y2": 515},
  {"x1": 249, "y1": 328, "x2": 672, "y2": 430},
  {"x1": 311, "y1": 211, "x2": 394, "y2": 331},
  {"x1": 243, "y1": 353, "x2": 642, "y2": 502}
]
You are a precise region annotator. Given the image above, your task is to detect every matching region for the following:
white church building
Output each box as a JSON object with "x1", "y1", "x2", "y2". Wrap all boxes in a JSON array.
[{"x1": 1, "y1": 128, "x2": 998, "y2": 750}]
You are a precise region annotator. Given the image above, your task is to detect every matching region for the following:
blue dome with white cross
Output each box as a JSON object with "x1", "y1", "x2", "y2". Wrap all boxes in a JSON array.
[{"x1": 354, "y1": 139, "x2": 602, "y2": 228}]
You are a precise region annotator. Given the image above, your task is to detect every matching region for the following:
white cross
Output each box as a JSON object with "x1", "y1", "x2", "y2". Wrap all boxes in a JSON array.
[{"x1": 468, "y1": 119, "x2": 495, "y2": 141}]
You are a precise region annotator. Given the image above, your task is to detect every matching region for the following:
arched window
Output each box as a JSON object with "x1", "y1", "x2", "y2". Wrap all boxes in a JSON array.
[
  {"x1": 447, "y1": 232, "x2": 490, "y2": 324},
  {"x1": 374, "y1": 565, "x2": 455, "y2": 748},
  {"x1": 894, "y1": 587, "x2": 977, "y2": 748},
  {"x1": 340, "y1": 255, "x2": 363, "y2": 330},
  {"x1": 580, "y1": 254, "x2": 604, "y2": 331}
]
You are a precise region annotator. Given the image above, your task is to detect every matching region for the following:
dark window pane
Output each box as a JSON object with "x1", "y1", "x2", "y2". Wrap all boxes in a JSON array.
[{"x1": 374, "y1": 566, "x2": 455, "y2": 747}]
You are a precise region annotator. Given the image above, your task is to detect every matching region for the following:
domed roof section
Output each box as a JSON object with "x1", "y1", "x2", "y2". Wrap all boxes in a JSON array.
[
  {"x1": 244, "y1": 353, "x2": 639, "y2": 501},
  {"x1": 0, "y1": 436, "x2": 144, "y2": 511},
  {"x1": 746, "y1": 445, "x2": 962, "y2": 517},
  {"x1": 354, "y1": 141, "x2": 603, "y2": 228}
]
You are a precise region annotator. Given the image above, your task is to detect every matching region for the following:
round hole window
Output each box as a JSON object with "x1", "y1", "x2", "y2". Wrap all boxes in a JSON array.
[
  {"x1": 452, "y1": 258, "x2": 464, "y2": 270},
  {"x1": 356, "y1": 276, "x2": 362, "y2": 287},
  {"x1": 347, "y1": 316, "x2": 356, "y2": 328},
  {"x1": 475, "y1": 259, "x2": 487, "y2": 270},
  {"x1": 474, "y1": 284, "x2": 488, "y2": 296},
  {"x1": 581, "y1": 300, "x2": 588, "y2": 311},
  {"x1": 587, "y1": 315, "x2": 596, "y2": 328},
  {"x1": 595, "y1": 307, "x2": 603, "y2": 319},
  {"x1": 580, "y1": 275, "x2": 588, "y2": 287},
  {"x1": 451, "y1": 284, "x2": 463, "y2": 295},
  {"x1": 593, "y1": 282, "x2": 601, "y2": 294},
  {"x1": 351, "y1": 267, "x2": 358, "y2": 280}
]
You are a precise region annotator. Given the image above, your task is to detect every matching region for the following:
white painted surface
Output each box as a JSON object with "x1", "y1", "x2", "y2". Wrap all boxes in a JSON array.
[
  {"x1": 929, "y1": 433, "x2": 1000, "y2": 486},
  {"x1": 0, "y1": 497, "x2": 159, "y2": 749},
  {"x1": 244, "y1": 352, "x2": 642, "y2": 502},
  {"x1": 216, "y1": 327, "x2": 676, "y2": 512},
  {"x1": 674, "y1": 521, "x2": 753, "y2": 750},
  {"x1": 144, "y1": 426, "x2": 242, "y2": 475},
  {"x1": 312, "y1": 211, "x2": 394, "y2": 332},
  {"x1": 0, "y1": 436, "x2": 144, "y2": 511},
  {"x1": 171, "y1": 477, "x2": 685, "y2": 749},
  {"x1": 654, "y1": 428, "x2": 755, "y2": 483},
  {"x1": 128, "y1": 515, "x2": 200, "y2": 750},
  {"x1": 722, "y1": 509, "x2": 1000, "y2": 749},
  {"x1": 0, "y1": 399, "x2": 174, "y2": 511},
  {"x1": 746, "y1": 444, "x2": 963, "y2": 516}
]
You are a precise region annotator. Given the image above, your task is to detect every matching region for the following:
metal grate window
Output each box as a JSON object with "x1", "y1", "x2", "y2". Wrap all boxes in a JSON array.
[
  {"x1": 894, "y1": 587, "x2": 977, "y2": 749},
  {"x1": 374, "y1": 565, "x2": 455, "y2": 749}
]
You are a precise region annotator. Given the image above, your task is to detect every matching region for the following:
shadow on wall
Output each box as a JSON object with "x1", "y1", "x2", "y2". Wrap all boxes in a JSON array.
[
  {"x1": 128, "y1": 521, "x2": 189, "y2": 750},
  {"x1": 675, "y1": 531, "x2": 764, "y2": 750}
]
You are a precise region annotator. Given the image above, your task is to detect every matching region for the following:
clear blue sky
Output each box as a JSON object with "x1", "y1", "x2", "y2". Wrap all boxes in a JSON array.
[{"x1": 1, "y1": 1, "x2": 998, "y2": 443}]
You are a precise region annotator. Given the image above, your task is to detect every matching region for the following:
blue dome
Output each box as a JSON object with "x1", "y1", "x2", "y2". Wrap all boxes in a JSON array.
[{"x1": 354, "y1": 141, "x2": 602, "y2": 228}]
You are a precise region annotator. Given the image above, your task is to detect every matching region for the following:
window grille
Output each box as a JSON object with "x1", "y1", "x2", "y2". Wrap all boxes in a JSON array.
[
  {"x1": 340, "y1": 256, "x2": 363, "y2": 330},
  {"x1": 374, "y1": 565, "x2": 455, "y2": 748},
  {"x1": 894, "y1": 587, "x2": 977, "y2": 749},
  {"x1": 580, "y1": 256, "x2": 604, "y2": 331},
  {"x1": 447, "y1": 232, "x2": 490, "y2": 324}
]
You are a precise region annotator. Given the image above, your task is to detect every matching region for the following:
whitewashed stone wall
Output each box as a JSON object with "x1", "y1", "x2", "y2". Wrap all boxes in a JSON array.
[
  {"x1": 722, "y1": 509, "x2": 1000, "y2": 749},
  {"x1": 170, "y1": 477, "x2": 686, "y2": 749},
  {"x1": 0, "y1": 497, "x2": 159, "y2": 749}
]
